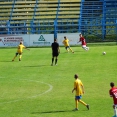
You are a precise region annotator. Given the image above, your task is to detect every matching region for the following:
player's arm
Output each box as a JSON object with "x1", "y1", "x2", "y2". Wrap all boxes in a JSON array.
[
  {"x1": 62, "y1": 40, "x2": 65, "y2": 44},
  {"x1": 72, "y1": 82, "x2": 76, "y2": 93},
  {"x1": 58, "y1": 47, "x2": 60, "y2": 53},
  {"x1": 51, "y1": 44, "x2": 54, "y2": 52},
  {"x1": 109, "y1": 91, "x2": 113, "y2": 97},
  {"x1": 72, "y1": 88, "x2": 76, "y2": 93},
  {"x1": 24, "y1": 46, "x2": 30, "y2": 51},
  {"x1": 26, "y1": 48, "x2": 30, "y2": 51},
  {"x1": 81, "y1": 85, "x2": 85, "y2": 94},
  {"x1": 78, "y1": 38, "x2": 81, "y2": 43},
  {"x1": 18, "y1": 45, "x2": 20, "y2": 49},
  {"x1": 25, "y1": 47, "x2": 30, "y2": 50},
  {"x1": 80, "y1": 82, "x2": 85, "y2": 94}
]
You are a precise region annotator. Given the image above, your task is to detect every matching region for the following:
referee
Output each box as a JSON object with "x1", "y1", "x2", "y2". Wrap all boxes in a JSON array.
[{"x1": 51, "y1": 39, "x2": 60, "y2": 66}]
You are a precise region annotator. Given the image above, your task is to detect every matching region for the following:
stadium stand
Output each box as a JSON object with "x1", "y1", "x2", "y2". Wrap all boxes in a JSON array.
[
  {"x1": 0, "y1": 0, "x2": 117, "y2": 42},
  {"x1": 0, "y1": 0, "x2": 81, "y2": 34}
]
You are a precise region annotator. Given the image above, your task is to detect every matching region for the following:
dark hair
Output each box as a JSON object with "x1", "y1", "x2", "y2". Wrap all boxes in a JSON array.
[
  {"x1": 74, "y1": 74, "x2": 78, "y2": 79},
  {"x1": 54, "y1": 39, "x2": 57, "y2": 42},
  {"x1": 79, "y1": 34, "x2": 82, "y2": 36},
  {"x1": 20, "y1": 41, "x2": 23, "y2": 44},
  {"x1": 110, "y1": 82, "x2": 114, "y2": 87},
  {"x1": 64, "y1": 36, "x2": 66, "y2": 39}
]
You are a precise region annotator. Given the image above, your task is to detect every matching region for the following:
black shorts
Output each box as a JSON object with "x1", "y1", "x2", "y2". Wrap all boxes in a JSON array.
[
  {"x1": 65, "y1": 46, "x2": 70, "y2": 50},
  {"x1": 52, "y1": 52, "x2": 59, "y2": 57},
  {"x1": 16, "y1": 52, "x2": 22, "y2": 56}
]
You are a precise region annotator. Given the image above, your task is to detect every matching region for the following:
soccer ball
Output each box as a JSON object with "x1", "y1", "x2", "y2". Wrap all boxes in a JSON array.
[{"x1": 103, "y1": 52, "x2": 106, "y2": 55}]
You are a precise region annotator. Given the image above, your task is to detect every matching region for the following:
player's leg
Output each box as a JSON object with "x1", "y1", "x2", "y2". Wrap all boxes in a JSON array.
[
  {"x1": 82, "y1": 45, "x2": 89, "y2": 51},
  {"x1": 19, "y1": 53, "x2": 22, "y2": 61},
  {"x1": 75, "y1": 99, "x2": 78, "y2": 110},
  {"x1": 51, "y1": 53, "x2": 55, "y2": 66},
  {"x1": 86, "y1": 46, "x2": 89, "y2": 50},
  {"x1": 72, "y1": 98, "x2": 78, "y2": 111},
  {"x1": 79, "y1": 100, "x2": 89, "y2": 110},
  {"x1": 113, "y1": 105, "x2": 117, "y2": 117},
  {"x1": 51, "y1": 57, "x2": 54, "y2": 66},
  {"x1": 79, "y1": 99, "x2": 87, "y2": 106},
  {"x1": 12, "y1": 53, "x2": 18, "y2": 61},
  {"x1": 77, "y1": 95, "x2": 89, "y2": 110},
  {"x1": 68, "y1": 46, "x2": 74, "y2": 53},
  {"x1": 82, "y1": 45, "x2": 88, "y2": 51},
  {"x1": 55, "y1": 56, "x2": 58, "y2": 65},
  {"x1": 65, "y1": 46, "x2": 69, "y2": 52},
  {"x1": 73, "y1": 96, "x2": 80, "y2": 111},
  {"x1": 54, "y1": 52, "x2": 59, "y2": 65}
]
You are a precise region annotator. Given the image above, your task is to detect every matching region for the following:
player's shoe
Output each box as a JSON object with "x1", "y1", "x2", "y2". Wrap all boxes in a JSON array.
[
  {"x1": 55, "y1": 64, "x2": 57, "y2": 66},
  {"x1": 87, "y1": 47, "x2": 89, "y2": 50},
  {"x1": 51, "y1": 63, "x2": 53, "y2": 66},
  {"x1": 72, "y1": 51, "x2": 74, "y2": 53},
  {"x1": 86, "y1": 104, "x2": 90, "y2": 110},
  {"x1": 113, "y1": 115, "x2": 117, "y2": 117},
  {"x1": 19, "y1": 59, "x2": 21, "y2": 61},
  {"x1": 72, "y1": 108, "x2": 78, "y2": 111},
  {"x1": 12, "y1": 60, "x2": 14, "y2": 61}
]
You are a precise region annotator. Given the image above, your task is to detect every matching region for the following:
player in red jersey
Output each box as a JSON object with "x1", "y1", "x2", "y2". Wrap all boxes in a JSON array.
[
  {"x1": 78, "y1": 34, "x2": 89, "y2": 51},
  {"x1": 109, "y1": 82, "x2": 117, "y2": 117}
]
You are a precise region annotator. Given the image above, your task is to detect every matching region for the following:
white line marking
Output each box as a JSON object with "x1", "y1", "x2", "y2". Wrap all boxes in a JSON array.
[
  {"x1": 24, "y1": 79, "x2": 53, "y2": 98},
  {"x1": 0, "y1": 79, "x2": 53, "y2": 105}
]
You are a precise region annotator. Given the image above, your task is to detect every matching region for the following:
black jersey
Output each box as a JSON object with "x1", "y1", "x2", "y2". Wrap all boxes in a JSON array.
[{"x1": 51, "y1": 42, "x2": 59, "y2": 53}]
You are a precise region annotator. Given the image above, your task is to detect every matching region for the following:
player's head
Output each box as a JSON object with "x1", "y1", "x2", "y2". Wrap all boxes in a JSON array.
[
  {"x1": 79, "y1": 34, "x2": 82, "y2": 37},
  {"x1": 20, "y1": 41, "x2": 23, "y2": 44},
  {"x1": 110, "y1": 82, "x2": 114, "y2": 87},
  {"x1": 74, "y1": 74, "x2": 78, "y2": 79},
  {"x1": 64, "y1": 36, "x2": 67, "y2": 39},
  {"x1": 54, "y1": 39, "x2": 57, "y2": 42}
]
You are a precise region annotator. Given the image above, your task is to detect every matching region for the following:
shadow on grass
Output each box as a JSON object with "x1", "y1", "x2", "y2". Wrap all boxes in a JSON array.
[
  {"x1": 61, "y1": 51, "x2": 83, "y2": 53},
  {"x1": 73, "y1": 50, "x2": 83, "y2": 52},
  {"x1": 0, "y1": 61, "x2": 13, "y2": 62},
  {"x1": 23, "y1": 65, "x2": 48, "y2": 67},
  {"x1": 32, "y1": 110, "x2": 72, "y2": 114}
]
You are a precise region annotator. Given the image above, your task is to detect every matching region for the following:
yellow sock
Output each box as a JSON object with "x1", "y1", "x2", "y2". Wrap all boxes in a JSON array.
[
  {"x1": 69, "y1": 48, "x2": 73, "y2": 52},
  {"x1": 79, "y1": 100, "x2": 87, "y2": 106},
  {"x1": 66, "y1": 49, "x2": 69, "y2": 52},
  {"x1": 75, "y1": 100, "x2": 78, "y2": 109},
  {"x1": 19, "y1": 55, "x2": 22, "y2": 59}
]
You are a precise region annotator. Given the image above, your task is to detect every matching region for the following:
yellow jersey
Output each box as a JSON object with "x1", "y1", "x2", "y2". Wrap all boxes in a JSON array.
[
  {"x1": 63, "y1": 39, "x2": 69, "y2": 47},
  {"x1": 74, "y1": 79, "x2": 83, "y2": 96},
  {"x1": 17, "y1": 44, "x2": 25, "y2": 53}
]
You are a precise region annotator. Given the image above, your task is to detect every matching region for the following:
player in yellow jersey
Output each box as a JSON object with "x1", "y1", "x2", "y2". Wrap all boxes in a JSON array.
[
  {"x1": 62, "y1": 36, "x2": 74, "y2": 53},
  {"x1": 72, "y1": 74, "x2": 89, "y2": 111},
  {"x1": 12, "y1": 41, "x2": 29, "y2": 61}
]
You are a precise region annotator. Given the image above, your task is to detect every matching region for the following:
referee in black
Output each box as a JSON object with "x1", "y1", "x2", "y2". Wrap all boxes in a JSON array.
[{"x1": 51, "y1": 38, "x2": 60, "y2": 66}]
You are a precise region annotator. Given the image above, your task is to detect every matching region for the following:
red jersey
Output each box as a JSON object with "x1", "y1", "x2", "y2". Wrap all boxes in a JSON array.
[
  {"x1": 109, "y1": 87, "x2": 117, "y2": 104},
  {"x1": 80, "y1": 37, "x2": 86, "y2": 45}
]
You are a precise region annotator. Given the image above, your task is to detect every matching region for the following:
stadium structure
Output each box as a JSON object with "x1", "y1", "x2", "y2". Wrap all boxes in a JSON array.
[{"x1": 0, "y1": 0, "x2": 117, "y2": 42}]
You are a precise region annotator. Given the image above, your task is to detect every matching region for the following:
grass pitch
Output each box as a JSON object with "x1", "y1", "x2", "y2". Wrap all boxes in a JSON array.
[{"x1": 0, "y1": 45, "x2": 117, "y2": 117}]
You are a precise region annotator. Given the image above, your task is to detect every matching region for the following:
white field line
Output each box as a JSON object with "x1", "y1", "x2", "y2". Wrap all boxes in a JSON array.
[{"x1": 0, "y1": 79, "x2": 53, "y2": 105}]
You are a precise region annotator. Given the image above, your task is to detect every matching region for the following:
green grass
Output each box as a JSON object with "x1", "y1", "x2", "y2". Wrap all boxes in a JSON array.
[{"x1": 0, "y1": 45, "x2": 117, "y2": 117}]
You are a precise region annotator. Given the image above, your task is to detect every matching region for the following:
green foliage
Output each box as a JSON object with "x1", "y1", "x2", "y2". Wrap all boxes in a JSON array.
[
  {"x1": 86, "y1": 35, "x2": 117, "y2": 43},
  {"x1": 0, "y1": 46, "x2": 117, "y2": 117}
]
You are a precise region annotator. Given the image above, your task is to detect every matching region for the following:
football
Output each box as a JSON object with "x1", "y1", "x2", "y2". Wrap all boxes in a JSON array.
[{"x1": 103, "y1": 52, "x2": 106, "y2": 55}]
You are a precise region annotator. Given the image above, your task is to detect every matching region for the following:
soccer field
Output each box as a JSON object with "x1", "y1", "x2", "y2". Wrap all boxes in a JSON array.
[{"x1": 0, "y1": 46, "x2": 117, "y2": 117}]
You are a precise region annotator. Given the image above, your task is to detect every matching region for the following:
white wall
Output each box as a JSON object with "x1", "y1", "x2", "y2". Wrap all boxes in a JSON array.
[
  {"x1": 57, "y1": 33, "x2": 81, "y2": 46},
  {"x1": 0, "y1": 33, "x2": 81, "y2": 47}
]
